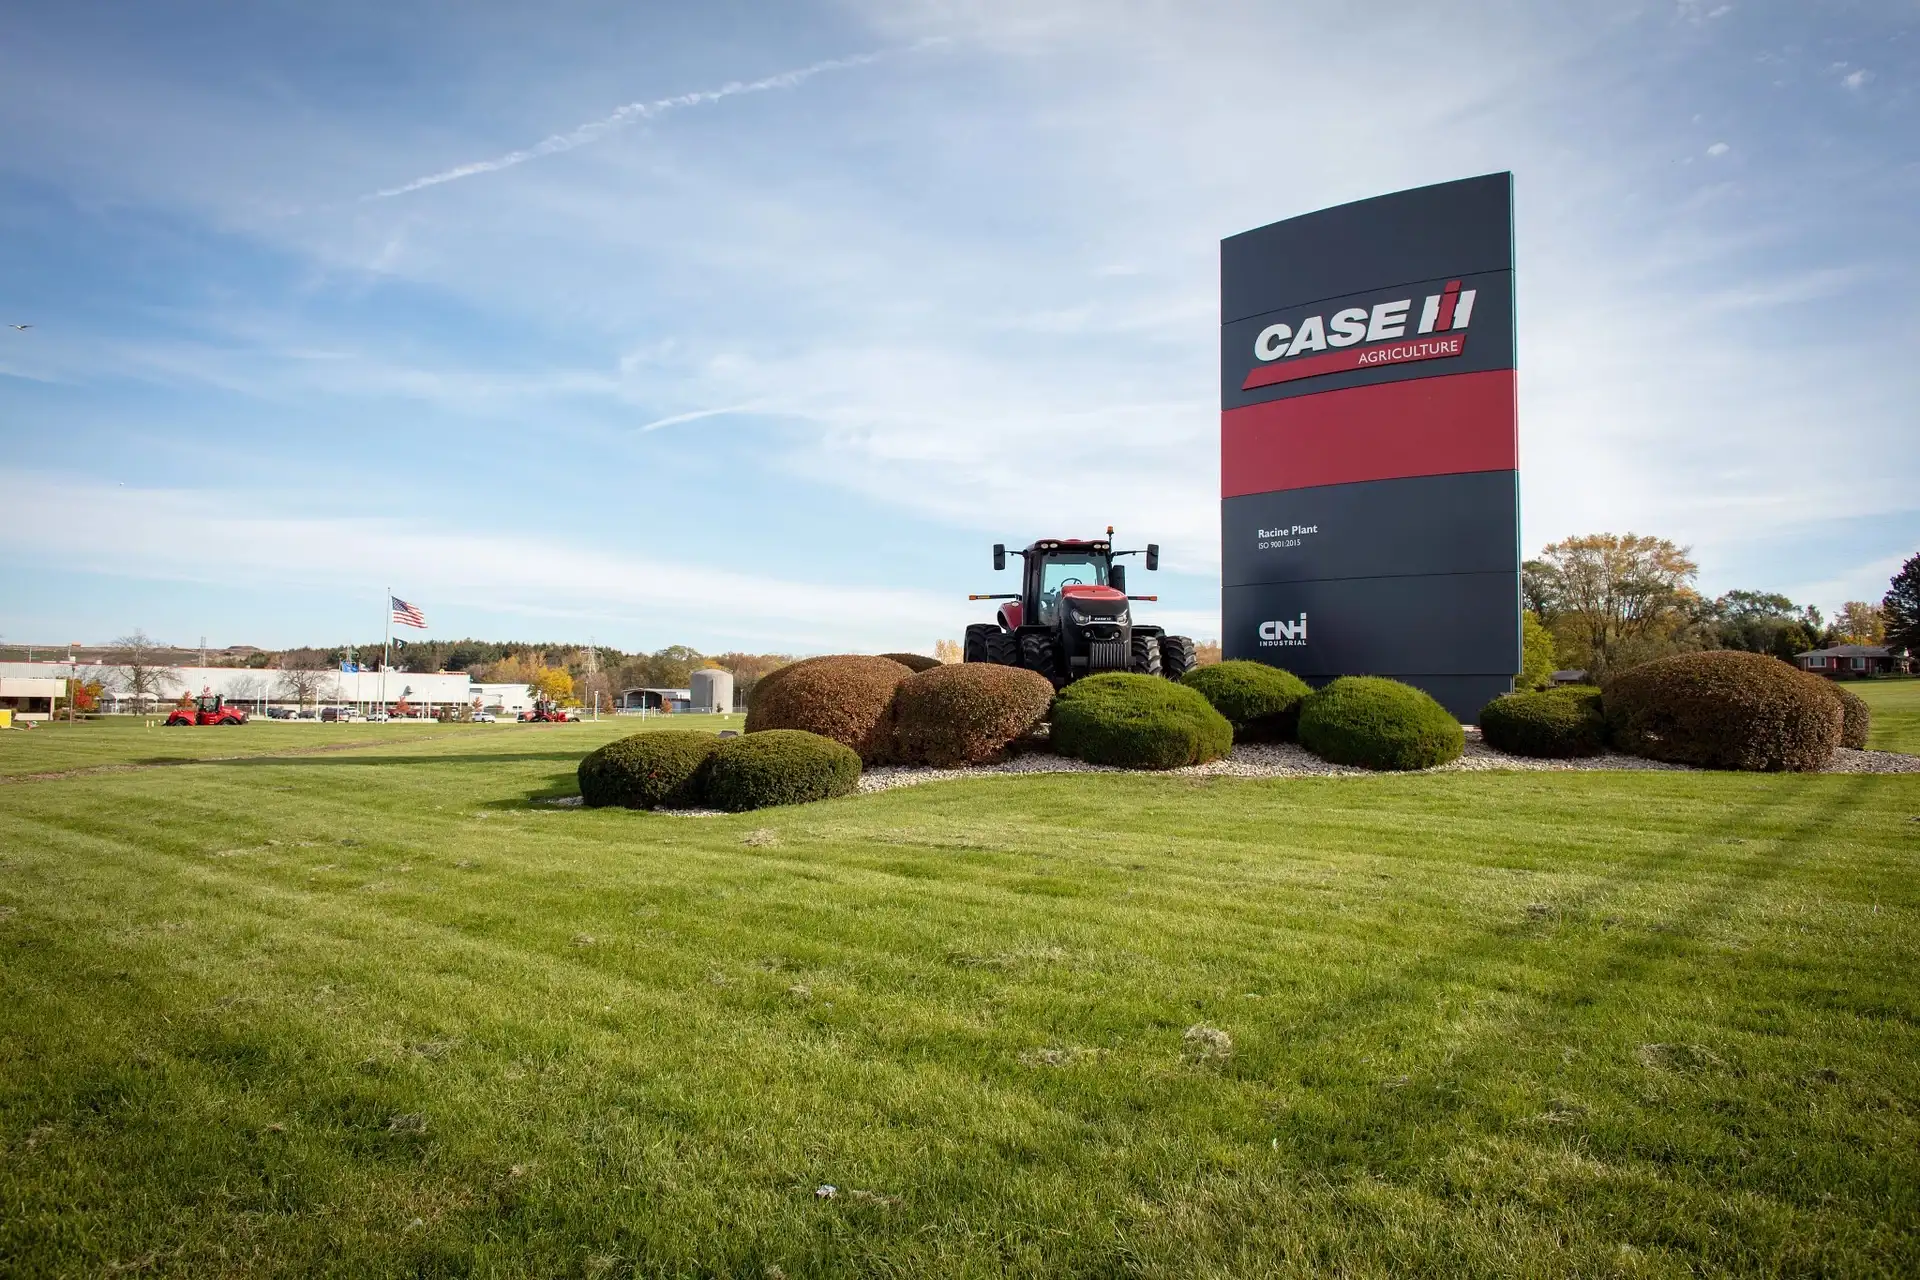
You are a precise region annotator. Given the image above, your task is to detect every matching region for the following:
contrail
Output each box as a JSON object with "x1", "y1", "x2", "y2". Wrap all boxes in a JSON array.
[{"x1": 365, "y1": 39, "x2": 945, "y2": 200}]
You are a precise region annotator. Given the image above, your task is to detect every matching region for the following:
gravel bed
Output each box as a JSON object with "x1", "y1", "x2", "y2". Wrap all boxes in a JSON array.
[{"x1": 1828, "y1": 747, "x2": 1920, "y2": 774}]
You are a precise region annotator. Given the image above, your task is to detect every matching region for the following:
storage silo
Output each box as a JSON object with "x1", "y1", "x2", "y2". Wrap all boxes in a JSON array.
[{"x1": 690, "y1": 668, "x2": 735, "y2": 714}]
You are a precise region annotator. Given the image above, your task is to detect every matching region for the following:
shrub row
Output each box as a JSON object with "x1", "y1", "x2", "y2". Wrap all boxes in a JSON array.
[
  {"x1": 1178, "y1": 661, "x2": 1310, "y2": 742},
  {"x1": 749, "y1": 655, "x2": 1055, "y2": 767},
  {"x1": 579, "y1": 729, "x2": 859, "y2": 812},
  {"x1": 1051, "y1": 674, "x2": 1233, "y2": 769}
]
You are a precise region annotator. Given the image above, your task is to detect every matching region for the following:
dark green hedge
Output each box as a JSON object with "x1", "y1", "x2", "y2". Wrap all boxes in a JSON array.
[
  {"x1": 577, "y1": 731, "x2": 719, "y2": 809},
  {"x1": 1178, "y1": 660, "x2": 1312, "y2": 742},
  {"x1": 1478, "y1": 688, "x2": 1607, "y2": 758},
  {"x1": 1049, "y1": 673, "x2": 1232, "y2": 769},
  {"x1": 1604, "y1": 650, "x2": 1839, "y2": 771},
  {"x1": 706, "y1": 730, "x2": 862, "y2": 811},
  {"x1": 1297, "y1": 677, "x2": 1464, "y2": 771}
]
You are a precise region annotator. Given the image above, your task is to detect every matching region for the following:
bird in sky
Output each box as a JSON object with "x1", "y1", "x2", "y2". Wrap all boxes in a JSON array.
[{"x1": 7, "y1": 324, "x2": 31, "y2": 330}]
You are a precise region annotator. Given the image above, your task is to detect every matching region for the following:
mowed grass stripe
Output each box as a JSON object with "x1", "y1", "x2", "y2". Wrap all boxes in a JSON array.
[{"x1": 2, "y1": 725, "x2": 1917, "y2": 1275}]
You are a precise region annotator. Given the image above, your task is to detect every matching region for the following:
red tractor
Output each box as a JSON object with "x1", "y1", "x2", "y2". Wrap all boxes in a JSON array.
[
  {"x1": 965, "y1": 529, "x2": 1197, "y2": 686},
  {"x1": 521, "y1": 699, "x2": 572, "y2": 723},
  {"x1": 166, "y1": 693, "x2": 249, "y2": 727}
]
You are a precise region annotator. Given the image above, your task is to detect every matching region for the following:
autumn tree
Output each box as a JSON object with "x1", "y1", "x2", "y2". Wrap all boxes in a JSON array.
[
  {"x1": 1886, "y1": 552, "x2": 1920, "y2": 652},
  {"x1": 1518, "y1": 611, "x2": 1559, "y2": 690},
  {"x1": 1531, "y1": 534, "x2": 1700, "y2": 677},
  {"x1": 1835, "y1": 601, "x2": 1887, "y2": 645},
  {"x1": 106, "y1": 631, "x2": 180, "y2": 712},
  {"x1": 532, "y1": 666, "x2": 577, "y2": 706},
  {"x1": 933, "y1": 639, "x2": 962, "y2": 664},
  {"x1": 1194, "y1": 639, "x2": 1223, "y2": 667}
]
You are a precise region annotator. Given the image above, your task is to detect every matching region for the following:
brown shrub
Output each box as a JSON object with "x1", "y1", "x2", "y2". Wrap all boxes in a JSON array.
[
  {"x1": 1830, "y1": 683, "x2": 1871, "y2": 750},
  {"x1": 877, "y1": 652, "x2": 943, "y2": 673},
  {"x1": 1603, "y1": 650, "x2": 1840, "y2": 772},
  {"x1": 891, "y1": 663, "x2": 1056, "y2": 766},
  {"x1": 745, "y1": 655, "x2": 914, "y2": 763}
]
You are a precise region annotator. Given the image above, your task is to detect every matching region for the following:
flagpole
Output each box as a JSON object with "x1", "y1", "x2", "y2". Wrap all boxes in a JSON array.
[{"x1": 381, "y1": 587, "x2": 392, "y2": 716}]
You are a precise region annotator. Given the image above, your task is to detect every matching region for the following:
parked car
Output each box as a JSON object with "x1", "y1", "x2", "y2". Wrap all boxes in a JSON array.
[
  {"x1": 320, "y1": 707, "x2": 362, "y2": 723},
  {"x1": 367, "y1": 711, "x2": 390, "y2": 722},
  {"x1": 472, "y1": 710, "x2": 498, "y2": 723}
]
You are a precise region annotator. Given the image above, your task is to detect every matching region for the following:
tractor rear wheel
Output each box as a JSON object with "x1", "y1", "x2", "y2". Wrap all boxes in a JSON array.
[
  {"x1": 984, "y1": 631, "x2": 1020, "y2": 667},
  {"x1": 1160, "y1": 635, "x2": 1198, "y2": 681},
  {"x1": 1129, "y1": 634, "x2": 1163, "y2": 677},
  {"x1": 1019, "y1": 633, "x2": 1062, "y2": 684},
  {"x1": 963, "y1": 623, "x2": 998, "y2": 663}
]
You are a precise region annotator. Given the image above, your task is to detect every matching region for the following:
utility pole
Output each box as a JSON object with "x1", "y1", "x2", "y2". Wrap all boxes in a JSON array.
[{"x1": 586, "y1": 638, "x2": 600, "y2": 722}]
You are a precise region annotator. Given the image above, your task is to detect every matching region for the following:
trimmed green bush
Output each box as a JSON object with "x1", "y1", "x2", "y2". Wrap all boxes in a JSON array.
[
  {"x1": 1833, "y1": 684, "x2": 1870, "y2": 750},
  {"x1": 702, "y1": 730, "x2": 861, "y2": 812},
  {"x1": 1604, "y1": 650, "x2": 1840, "y2": 772},
  {"x1": 1478, "y1": 688, "x2": 1606, "y2": 758},
  {"x1": 892, "y1": 663, "x2": 1056, "y2": 766},
  {"x1": 1297, "y1": 677, "x2": 1464, "y2": 771},
  {"x1": 746, "y1": 655, "x2": 914, "y2": 763},
  {"x1": 1050, "y1": 673, "x2": 1232, "y2": 770},
  {"x1": 577, "y1": 731, "x2": 719, "y2": 809},
  {"x1": 1179, "y1": 660, "x2": 1312, "y2": 742},
  {"x1": 877, "y1": 652, "x2": 944, "y2": 673}
]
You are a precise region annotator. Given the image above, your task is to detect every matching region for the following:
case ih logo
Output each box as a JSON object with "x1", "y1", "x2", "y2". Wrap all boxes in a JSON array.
[
  {"x1": 1243, "y1": 280, "x2": 1475, "y2": 391},
  {"x1": 1258, "y1": 613, "x2": 1309, "y2": 647}
]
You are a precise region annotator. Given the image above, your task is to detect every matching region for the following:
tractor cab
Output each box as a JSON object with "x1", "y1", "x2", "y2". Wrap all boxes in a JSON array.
[
  {"x1": 964, "y1": 529, "x2": 1195, "y2": 686},
  {"x1": 198, "y1": 694, "x2": 221, "y2": 715}
]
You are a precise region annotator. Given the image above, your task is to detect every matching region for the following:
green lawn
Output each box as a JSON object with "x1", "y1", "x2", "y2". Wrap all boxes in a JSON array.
[
  {"x1": 1852, "y1": 677, "x2": 1920, "y2": 754},
  {"x1": 1, "y1": 720, "x2": 1916, "y2": 1276}
]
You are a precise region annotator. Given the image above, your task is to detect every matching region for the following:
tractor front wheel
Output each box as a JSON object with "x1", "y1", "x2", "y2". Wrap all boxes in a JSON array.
[
  {"x1": 984, "y1": 631, "x2": 1020, "y2": 667},
  {"x1": 1160, "y1": 635, "x2": 1198, "y2": 681},
  {"x1": 1019, "y1": 633, "x2": 1062, "y2": 685},
  {"x1": 963, "y1": 623, "x2": 998, "y2": 663},
  {"x1": 1129, "y1": 634, "x2": 1163, "y2": 677}
]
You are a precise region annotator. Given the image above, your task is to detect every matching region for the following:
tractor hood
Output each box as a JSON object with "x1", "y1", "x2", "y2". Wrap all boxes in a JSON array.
[{"x1": 1060, "y1": 584, "x2": 1128, "y2": 617}]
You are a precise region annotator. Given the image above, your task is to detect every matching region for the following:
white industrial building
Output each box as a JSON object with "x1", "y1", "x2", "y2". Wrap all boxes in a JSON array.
[{"x1": 0, "y1": 661, "x2": 480, "y2": 717}]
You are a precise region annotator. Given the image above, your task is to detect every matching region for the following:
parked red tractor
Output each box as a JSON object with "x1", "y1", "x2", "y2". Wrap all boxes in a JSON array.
[
  {"x1": 166, "y1": 693, "x2": 249, "y2": 727},
  {"x1": 520, "y1": 699, "x2": 572, "y2": 723},
  {"x1": 965, "y1": 529, "x2": 1197, "y2": 686}
]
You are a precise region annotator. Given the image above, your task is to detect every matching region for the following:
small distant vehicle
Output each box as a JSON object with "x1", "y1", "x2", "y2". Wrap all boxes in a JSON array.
[
  {"x1": 367, "y1": 711, "x2": 390, "y2": 722},
  {"x1": 320, "y1": 707, "x2": 362, "y2": 723},
  {"x1": 265, "y1": 707, "x2": 293, "y2": 720},
  {"x1": 522, "y1": 699, "x2": 571, "y2": 723},
  {"x1": 166, "y1": 694, "x2": 248, "y2": 727},
  {"x1": 472, "y1": 710, "x2": 498, "y2": 723}
]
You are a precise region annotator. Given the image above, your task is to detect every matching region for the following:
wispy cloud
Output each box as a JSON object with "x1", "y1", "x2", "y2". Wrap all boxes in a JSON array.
[{"x1": 363, "y1": 40, "x2": 946, "y2": 201}]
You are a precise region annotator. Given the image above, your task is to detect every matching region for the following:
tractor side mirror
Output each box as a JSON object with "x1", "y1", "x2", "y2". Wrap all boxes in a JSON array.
[
  {"x1": 993, "y1": 543, "x2": 1006, "y2": 571},
  {"x1": 1146, "y1": 543, "x2": 1160, "y2": 571},
  {"x1": 1110, "y1": 564, "x2": 1128, "y2": 593}
]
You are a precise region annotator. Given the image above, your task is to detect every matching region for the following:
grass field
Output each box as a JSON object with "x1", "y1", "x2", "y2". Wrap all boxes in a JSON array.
[
  {"x1": 1853, "y1": 677, "x2": 1920, "y2": 753},
  {"x1": 2, "y1": 715, "x2": 1916, "y2": 1276}
]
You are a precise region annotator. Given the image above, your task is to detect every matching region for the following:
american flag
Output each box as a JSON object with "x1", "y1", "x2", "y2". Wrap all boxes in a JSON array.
[{"x1": 390, "y1": 596, "x2": 428, "y2": 629}]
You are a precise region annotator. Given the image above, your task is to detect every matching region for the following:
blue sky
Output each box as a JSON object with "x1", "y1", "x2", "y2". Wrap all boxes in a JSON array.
[{"x1": 1, "y1": 0, "x2": 1914, "y2": 654}]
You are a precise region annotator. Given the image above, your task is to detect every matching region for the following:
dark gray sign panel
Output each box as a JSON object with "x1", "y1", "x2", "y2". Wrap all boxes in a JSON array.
[{"x1": 1220, "y1": 174, "x2": 1520, "y2": 722}]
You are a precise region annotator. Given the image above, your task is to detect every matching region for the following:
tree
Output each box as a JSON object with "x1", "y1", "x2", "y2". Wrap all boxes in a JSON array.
[
  {"x1": 105, "y1": 631, "x2": 180, "y2": 712},
  {"x1": 532, "y1": 666, "x2": 576, "y2": 706},
  {"x1": 1521, "y1": 559, "x2": 1562, "y2": 622},
  {"x1": 933, "y1": 639, "x2": 962, "y2": 664},
  {"x1": 1708, "y1": 590, "x2": 1802, "y2": 653},
  {"x1": 1194, "y1": 639, "x2": 1223, "y2": 667},
  {"x1": 1518, "y1": 610, "x2": 1559, "y2": 689},
  {"x1": 1533, "y1": 534, "x2": 1700, "y2": 677},
  {"x1": 227, "y1": 674, "x2": 269, "y2": 711},
  {"x1": 1835, "y1": 601, "x2": 1886, "y2": 645},
  {"x1": 274, "y1": 667, "x2": 330, "y2": 707},
  {"x1": 1887, "y1": 552, "x2": 1920, "y2": 653}
]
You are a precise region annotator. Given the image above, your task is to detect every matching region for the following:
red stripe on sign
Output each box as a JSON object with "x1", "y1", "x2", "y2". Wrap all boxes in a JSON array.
[
  {"x1": 1222, "y1": 369, "x2": 1516, "y2": 497},
  {"x1": 1241, "y1": 332, "x2": 1466, "y2": 390}
]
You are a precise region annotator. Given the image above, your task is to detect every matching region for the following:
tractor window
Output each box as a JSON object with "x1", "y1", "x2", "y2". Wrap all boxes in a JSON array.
[
  {"x1": 198, "y1": 696, "x2": 218, "y2": 713},
  {"x1": 1036, "y1": 556, "x2": 1108, "y2": 624}
]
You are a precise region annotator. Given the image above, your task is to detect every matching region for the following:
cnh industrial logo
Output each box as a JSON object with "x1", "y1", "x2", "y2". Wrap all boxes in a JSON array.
[
  {"x1": 1242, "y1": 279, "x2": 1475, "y2": 391},
  {"x1": 1258, "y1": 613, "x2": 1309, "y2": 647}
]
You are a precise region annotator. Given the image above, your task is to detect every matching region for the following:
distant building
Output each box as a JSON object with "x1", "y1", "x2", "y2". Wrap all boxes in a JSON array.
[
  {"x1": 0, "y1": 661, "x2": 475, "y2": 715},
  {"x1": 0, "y1": 676, "x2": 68, "y2": 721},
  {"x1": 617, "y1": 687, "x2": 692, "y2": 712},
  {"x1": 1793, "y1": 644, "x2": 1911, "y2": 677}
]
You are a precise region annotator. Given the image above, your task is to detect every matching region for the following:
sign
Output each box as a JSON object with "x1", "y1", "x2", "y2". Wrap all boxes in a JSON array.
[{"x1": 1220, "y1": 173, "x2": 1520, "y2": 720}]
